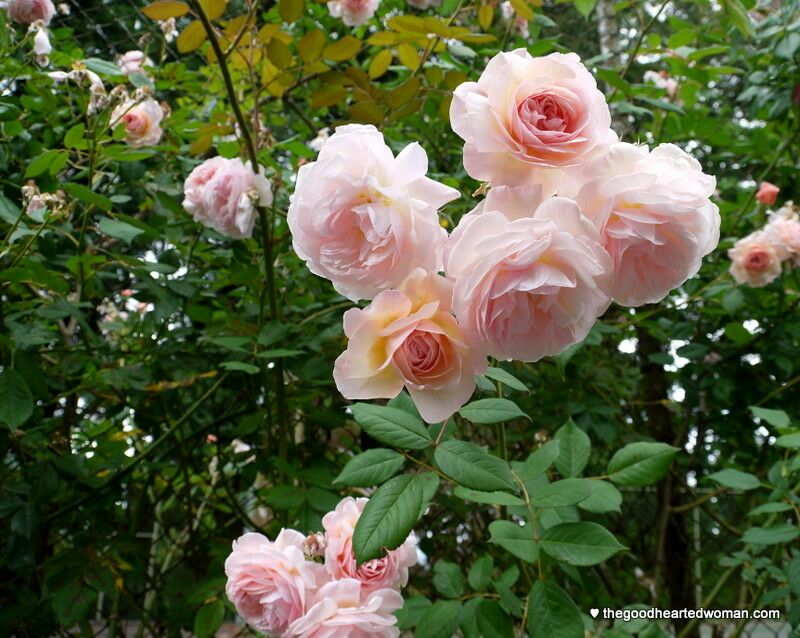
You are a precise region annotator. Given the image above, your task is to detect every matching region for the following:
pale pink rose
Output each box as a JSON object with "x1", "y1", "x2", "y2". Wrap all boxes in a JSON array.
[
  {"x1": 286, "y1": 579, "x2": 403, "y2": 638},
  {"x1": 728, "y1": 231, "x2": 783, "y2": 287},
  {"x1": 567, "y1": 142, "x2": 719, "y2": 307},
  {"x1": 333, "y1": 269, "x2": 487, "y2": 423},
  {"x1": 450, "y1": 50, "x2": 614, "y2": 189},
  {"x1": 500, "y1": 2, "x2": 529, "y2": 39},
  {"x1": 5, "y1": 0, "x2": 55, "y2": 24},
  {"x1": 225, "y1": 530, "x2": 327, "y2": 636},
  {"x1": 765, "y1": 217, "x2": 800, "y2": 260},
  {"x1": 288, "y1": 124, "x2": 459, "y2": 302},
  {"x1": 755, "y1": 181, "x2": 780, "y2": 206},
  {"x1": 445, "y1": 192, "x2": 611, "y2": 362},
  {"x1": 118, "y1": 50, "x2": 153, "y2": 75},
  {"x1": 327, "y1": 0, "x2": 379, "y2": 26},
  {"x1": 321, "y1": 497, "x2": 418, "y2": 597},
  {"x1": 643, "y1": 70, "x2": 680, "y2": 102},
  {"x1": 183, "y1": 156, "x2": 273, "y2": 239},
  {"x1": 111, "y1": 98, "x2": 164, "y2": 148}
]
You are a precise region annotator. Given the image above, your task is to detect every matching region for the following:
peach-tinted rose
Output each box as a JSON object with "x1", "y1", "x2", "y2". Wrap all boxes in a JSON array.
[
  {"x1": 445, "y1": 191, "x2": 611, "y2": 362},
  {"x1": 118, "y1": 50, "x2": 153, "y2": 75},
  {"x1": 286, "y1": 579, "x2": 403, "y2": 638},
  {"x1": 334, "y1": 269, "x2": 486, "y2": 423},
  {"x1": 225, "y1": 530, "x2": 326, "y2": 636},
  {"x1": 6, "y1": 0, "x2": 55, "y2": 24},
  {"x1": 567, "y1": 142, "x2": 719, "y2": 307},
  {"x1": 183, "y1": 156, "x2": 272, "y2": 239},
  {"x1": 321, "y1": 497, "x2": 418, "y2": 596},
  {"x1": 111, "y1": 98, "x2": 164, "y2": 148},
  {"x1": 327, "y1": 0, "x2": 378, "y2": 26},
  {"x1": 765, "y1": 216, "x2": 800, "y2": 260},
  {"x1": 450, "y1": 50, "x2": 613, "y2": 189},
  {"x1": 728, "y1": 231, "x2": 783, "y2": 287},
  {"x1": 755, "y1": 181, "x2": 780, "y2": 206},
  {"x1": 288, "y1": 124, "x2": 459, "y2": 302}
]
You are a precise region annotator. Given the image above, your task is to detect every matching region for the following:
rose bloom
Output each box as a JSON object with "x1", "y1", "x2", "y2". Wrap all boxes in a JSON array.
[
  {"x1": 321, "y1": 497, "x2": 418, "y2": 595},
  {"x1": 333, "y1": 269, "x2": 487, "y2": 423},
  {"x1": 755, "y1": 181, "x2": 780, "y2": 206},
  {"x1": 327, "y1": 0, "x2": 378, "y2": 26},
  {"x1": 225, "y1": 530, "x2": 326, "y2": 636},
  {"x1": 288, "y1": 124, "x2": 459, "y2": 302},
  {"x1": 765, "y1": 216, "x2": 800, "y2": 261},
  {"x1": 183, "y1": 156, "x2": 273, "y2": 240},
  {"x1": 446, "y1": 190, "x2": 611, "y2": 362},
  {"x1": 728, "y1": 231, "x2": 783, "y2": 287},
  {"x1": 5, "y1": 0, "x2": 55, "y2": 24},
  {"x1": 500, "y1": 2, "x2": 529, "y2": 39},
  {"x1": 111, "y1": 98, "x2": 164, "y2": 148},
  {"x1": 568, "y1": 142, "x2": 719, "y2": 307},
  {"x1": 450, "y1": 49, "x2": 613, "y2": 189},
  {"x1": 118, "y1": 50, "x2": 153, "y2": 75},
  {"x1": 285, "y1": 579, "x2": 403, "y2": 638}
]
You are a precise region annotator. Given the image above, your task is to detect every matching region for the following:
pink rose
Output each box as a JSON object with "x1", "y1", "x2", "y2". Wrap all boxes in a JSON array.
[
  {"x1": 321, "y1": 497, "x2": 418, "y2": 594},
  {"x1": 445, "y1": 190, "x2": 611, "y2": 362},
  {"x1": 765, "y1": 216, "x2": 800, "y2": 259},
  {"x1": 450, "y1": 50, "x2": 613, "y2": 189},
  {"x1": 728, "y1": 231, "x2": 783, "y2": 287},
  {"x1": 225, "y1": 530, "x2": 326, "y2": 636},
  {"x1": 286, "y1": 579, "x2": 403, "y2": 638},
  {"x1": 111, "y1": 98, "x2": 164, "y2": 148},
  {"x1": 288, "y1": 124, "x2": 459, "y2": 302},
  {"x1": 568, "y1": 142, "x2": 719, "y2": 307},
  {"x1": 326, "y1": 0, "x2": 379, "y2": 26},
  {"x1": 183, "y1": 156, "x2": 272, "y2": 239},
  {"x1": 755, "y1": 181, "x2": 779, "y2": 206},
  {"x1": 500, "y1": 2, "x2": 529, "y2": 39},
  {"x1": 118, "y1": 50, "x2": 153, "y2": 75},
  {"x1": 333, "y1": 269, "x2": 487, "y2": 423},
  {"x1": 6, "y1": 0, "x2": 55, "y2": 24}
]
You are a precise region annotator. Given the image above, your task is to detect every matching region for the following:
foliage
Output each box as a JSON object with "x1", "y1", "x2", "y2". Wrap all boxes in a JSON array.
[{"x1": 1, "y1": 0, "x2": 800, "y2": 636}]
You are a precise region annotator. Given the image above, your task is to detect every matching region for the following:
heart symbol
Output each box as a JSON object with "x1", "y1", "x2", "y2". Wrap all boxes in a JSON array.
[{"x1": 590, "y1": 608, "x2": 599, "y2": 618}]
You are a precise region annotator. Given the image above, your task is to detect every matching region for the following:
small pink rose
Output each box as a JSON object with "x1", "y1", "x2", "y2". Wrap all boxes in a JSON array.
[
  {"x1": 111, "y1": 98, "x2": 164, "y2": 148},
  {"x1": 118, "y1": 50, "x2": 153, "y2": 76},
  {"x1": 327, "y1": 0, "x2": 379, "y2": 26},
  {"x1": 6, "y1": 0, "x2": 55, "y2": 24},
  {"x1": 728, "y1": 231, "x2": 782, "y2": 287},
  {"x1": 755, "y1": 181, "x2": 779, "y2": 206}
]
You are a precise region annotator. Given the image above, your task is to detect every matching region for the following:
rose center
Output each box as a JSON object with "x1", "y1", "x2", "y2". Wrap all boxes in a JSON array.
[
  {"x1": 745, "y1": 249, "x2": 770, "y2": 273},
  {"x1": 517, "y1": 94, "x2": 570, "y2": 134}
]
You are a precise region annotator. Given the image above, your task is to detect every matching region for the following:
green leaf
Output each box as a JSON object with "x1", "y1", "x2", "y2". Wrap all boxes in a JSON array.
[
  {"x1": 83, "y1": 57, "x2": 124, "y2": 75},
  {"x1": 219, "y1": 361, "x2": 260, "y2": 374},
  {"x1": 352, "y1": 473, "x2": 424, "y2": 563},
  {"x1": 10, "y1": 503, "x2": 38, "y2": 538},
  {"x1": 483, "y1": 367, "x2": 528, "y2": 392},
  {"x1": 0, "y1": 369, "x2": 34, "y2": 429},
  {"x1": 468, "y1": 555, "x2": 493, "y2": 591},
  {"x1": 488, "y1": 520, "x2": 538, "y2": 562},
  {"x1": 741, "y1": 524, "x2": 799, "y2": 546},
  {"x1": 554, "y1": 420, "x2": 590, "y2": 478},
  {"x1": 63, "y1": 183, "x2": 113, "y2": 212},
  {"x1": 708, "y1": 469, "x2": 761, "y2": 491},
  {"x1": 540, "y1": 522, "x2": 625, "y2": 566},
  {"x1": 459, "y1": 398, "x2": 529, "y2": 424},
  {"x1": 775, "y1": 432, "x2": 800, "y2": 448},
  {"x1": 415, "y1": 600, "x2": 462, "y2": 638},
  {"x1": 434, "y1": 440, "x2": 516, "y2": 493},
  {"x1": 433, "y1": 560, "x2": 464, "y2": 598},
  {"x1": 333, "y1": 449, "x2": 405, "y2": 487},
  {"x1": 98, "y1": 218, "x2": 145, "y2": 243},
  {"x1": 194, "y1": 599, "x2": 224, "y2": 638},
  {"x1": 573, "y1": 0, "x2": 596, "y2": 18},
  {"x1": 476, "y1": 600, "x2": 514, "y2": 638},
  {"x1": 64, "y1": 123, "x2": 87, "y2": 150},
  {"x1": 748, "y1": 503, "x2": 791, "y2": 517},
  {"x1": 529, "y1": 478, "x2": 595, "y2": 508},
  {"x1": 453, "y1": 486, "x2": 525, "y2": 506},
  {"x1": 0, "y1": 193, "x2": 21, "y2": 225},
  {"x1": 351, "y1": 403, "x2": 432, "y2": 450},
  {"x1": 517, "y1": 441, "x2": 560, "y2": 481},
  {"x1": 578, "y1": 480, "x2": 623, "y2": 514},
  {"x1": 750, "y1": 406, "x2": 790, "y2": 428},
  {"x1": 25, "y1": 149, "x2": 61, "y2": 178},
  {"x1": 527, "y1": 581, "x2": 583, "y2": 638},
  {"x1": 721, "y1": 0, "x2": 754, "y2": 37},
  {"x1": 607, "y1": 442, "x2": 679, "y2": 486}
]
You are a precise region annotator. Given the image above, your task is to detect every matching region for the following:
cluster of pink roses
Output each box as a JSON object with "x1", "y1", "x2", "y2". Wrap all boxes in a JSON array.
[
  {"x1": 288, "y1": 49, "x2": 720, "y2": 424},
  {"x1": 729, "y1": 197, "x2": 800, "y2": 288},
  {"x1": 2, "y1": 0, "x2": 57, "y2": 66},
  {"x1": 225, "y1": 497, "x2": 417, "y2": 637}
]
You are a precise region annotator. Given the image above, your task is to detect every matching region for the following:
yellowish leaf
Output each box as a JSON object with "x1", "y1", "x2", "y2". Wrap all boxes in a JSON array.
[
  {"x1": 189, "y1": 135, "x2": 213, "y2": 156},
  {"x1": 142, "y1": 1, "x2": 190, "y2": 20},
  {"x1": 257, "y1": 23, "x2": 281, "y2": 42},
  {"x1": 298, "y1": 30, "x2": 326, "y2": 63},
  {"x1": 323, "y1": 35, "x2": 361, "y2": 62},
  {"x1": 224, "y1": 15, "x2": 248, "y2": 38},
  {"x1": 478, "y1": 4, "x2": 494, "y2": 30},
  {"x1": 267, "y1": 38, "x2": 294, "y2": 69},
  {"x1": 349, "y1": 101, "x2": 384, "y2": 125},
  {"x1": 199, "y1": 0, "x2": 227, "y2": 20},
  {"x1": 368, "y1": 49, "x2": 393, "y2": 79},
  {"x1": 509, "y1": 0, "x2": 533, "y2": 21},
  {"x1": 397, "y1": 43, "x2": 420, "y2": 71},
  {"x1": 387, "y1": 15, "x2": 428, "y2": 33},
  {"x1": 311, "y1": 85, "x2": 348, "y2": 109},
  {"x1": 424, "y1": 65, "x2": 442, "y2": 86},
  {"x1": 279, "y1": 0, "x2": 305, "y2": 23},
  {"x1": 385, "y1": 77, "x2": 420, "y2": 108},
  {"x1": 367, "y1": 32, "x2": 398, "y2": 46},
  {"x1": 177, "y1": 20, "x2": 207, "y2": 53}
]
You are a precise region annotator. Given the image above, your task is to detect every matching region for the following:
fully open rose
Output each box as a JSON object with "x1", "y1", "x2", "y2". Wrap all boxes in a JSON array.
[
  {"x1": 111, "y1": 98, "x2": 164, "y2": 148},
  {"x1": 728, "y1": 231, "x2": 783, "y2": 287},
  {"x1": 568, "y1": 142, "x2": 719, "y2": 306},
  {"x1": 5, "y1": 0, "x2": 55, "y2": 24},
  {"x1": 288, "y1": 124, "x2": 458, "y2": 302},
  {"x1": 446, "y1": 192, "x2": 611, "y2": 362},
  {"x1": 333, "y1": 268, "x2": 487, "y2": 423},
  {"x1": 327, "y1": 0, "x2": 379, "y2": 26},
  {"x1": 450, "y1": 49, "x2": 613, "y2": 190}
]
